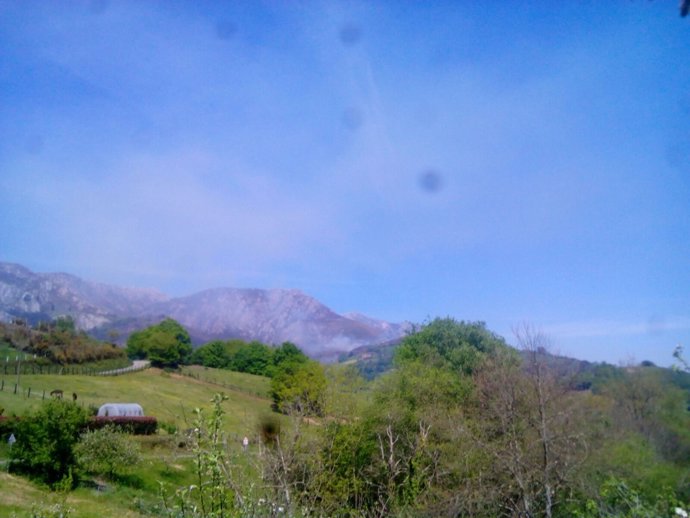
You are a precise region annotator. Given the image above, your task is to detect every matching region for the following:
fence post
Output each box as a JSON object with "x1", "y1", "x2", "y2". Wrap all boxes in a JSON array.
[
  {"x1": 14, "y1": 383, "x2": 17, "y2": 394},
  {"x1": 27, "y1": 387, "x2": 31, "y2": 398},
  {"x1": 42, "y1": 389, "x2": 45, "y2": 400}
]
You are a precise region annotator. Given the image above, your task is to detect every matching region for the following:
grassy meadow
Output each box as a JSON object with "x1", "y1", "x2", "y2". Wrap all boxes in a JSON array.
[
  {"x1": 0, "y1": 366, "x2": 277, "y2": 517},
  {"x1": 0, "y1": 367, "x2": 272, "y2": 434}
]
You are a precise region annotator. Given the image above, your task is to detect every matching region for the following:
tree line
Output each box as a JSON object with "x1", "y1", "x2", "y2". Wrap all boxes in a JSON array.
[{"x1": 125, "y1": 318, "x2": 327, "y2": 415}]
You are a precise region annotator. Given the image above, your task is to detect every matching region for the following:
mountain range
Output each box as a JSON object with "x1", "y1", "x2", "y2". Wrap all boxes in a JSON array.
[{"x1": 0, "y1": 262, "x2": 409, "y2": 359}]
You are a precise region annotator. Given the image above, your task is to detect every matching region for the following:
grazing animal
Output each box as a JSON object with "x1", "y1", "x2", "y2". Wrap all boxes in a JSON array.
[{"x1": 50, "y1": 389, "x2": 63, "y2": 399}]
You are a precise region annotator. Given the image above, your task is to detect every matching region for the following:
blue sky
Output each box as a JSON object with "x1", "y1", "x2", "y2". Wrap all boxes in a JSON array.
[{"x1": 1, "y1": 1, "x2": 689, "y2": 365}]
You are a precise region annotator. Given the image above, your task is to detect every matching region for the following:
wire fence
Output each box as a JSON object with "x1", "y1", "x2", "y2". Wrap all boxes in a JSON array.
[
  {"x1": 0, "y1": 360, "x2": 149, "y2": 377},
  {"x1": 0, "y1": 361, "x2": 151, "y2": 407}
]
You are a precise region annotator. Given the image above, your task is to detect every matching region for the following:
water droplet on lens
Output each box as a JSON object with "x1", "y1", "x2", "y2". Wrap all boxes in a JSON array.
[
  {"x1": 342, "y1": 107, "x2": 363, "y2": 131},
  {"x1": 339, "y1": 22, "x2": 361, "y2": 46},
  {"x1": 89, "y1": 0, "x2": 109, "y2": 15},
  {"x1": 215, "y1": 21, "x2": 237, "y2": 40},
  {"x1": 418, "y1": 170, "x2": 443, "y2": 193}
]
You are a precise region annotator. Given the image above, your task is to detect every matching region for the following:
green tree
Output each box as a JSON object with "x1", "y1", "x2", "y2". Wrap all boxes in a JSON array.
[
  {"x1": 191, "y1": 339, "x2": 233, "y2": 368},
  {"x1": 126, "y1": 318, "x2": 192, "y2": 368},
  {"x1": 272, "y1": 342, "x2": 308, "y2": 367},
  {"x1": 10, "y1": 399, "x2": 89, "y2": 486},
  {"x1": 75, "y1": 425, "x2": 141, "y2": 480},
  {"x1": 396, "y1": 317, "x2": 510, "y2": 374},
  {"x1": 54, "y1": 315, "x2": 76, "y2": 333},
  {"x1": 230, "y1": 341, "x2": 273, "y2": 375},
  {"x1": 270, "y1": 360, "x2": 327, "y2": 415}
]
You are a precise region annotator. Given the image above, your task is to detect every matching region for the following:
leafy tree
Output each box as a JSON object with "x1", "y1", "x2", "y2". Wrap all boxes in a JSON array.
[
  {"x1": 271, "y1": 360, "x2": 327, "y2": 415},
  {"x1": 54, "y1": 315, "x2": 76, "y2": 333},
  {"x1": 272, "y1": 342, "x2": 308, "y2": 367},
  {"x1": 75, "y1": 425, "x2": 141, "y2": 480},
  {"x1": 126, "y1": 318, "x2": 192, "y2": 368},
  {"x1": 10, "y1": 399, "x2": 89, "y2": 486},
  {"x1": 191, "y1": 339, "x2": 232, "y2": 368},
  {"x1": 230, "y1": 341, "x2": 273, "y2": 375},
  {"x1": 396, "y1": 317, "x2": 510, "y2": 374}
]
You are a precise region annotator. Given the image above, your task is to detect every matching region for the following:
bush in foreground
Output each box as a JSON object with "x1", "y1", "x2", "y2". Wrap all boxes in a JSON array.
[
  {"x1": 75, "y1": 425, "x2": 141, "y2": 480},
  {"x1": 9, "y1": 399, "x2": 88, "y2": 486}
]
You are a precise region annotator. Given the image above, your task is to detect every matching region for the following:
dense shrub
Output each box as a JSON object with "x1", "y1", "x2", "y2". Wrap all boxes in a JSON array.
[
  {"x1": 0, "y1": 415, "x2": 20, "y2": 440},
  {"x1": 9, "y1": 399, "x2": 89, "y2": 486},
  {"x1": 75, "y1": 425, "x2": 141, "y2": 480},
  {"x1": 126, "y1": 318, "x2": 192, "y2": 368},
  {"x1": 88, "y1": 416, "x2": 158, "y2": 435}
]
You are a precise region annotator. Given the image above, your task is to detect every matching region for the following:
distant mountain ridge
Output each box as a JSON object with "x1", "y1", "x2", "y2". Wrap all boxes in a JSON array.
[{"x1": 0, "y1": 262, "x2": 409, "y2": 358}]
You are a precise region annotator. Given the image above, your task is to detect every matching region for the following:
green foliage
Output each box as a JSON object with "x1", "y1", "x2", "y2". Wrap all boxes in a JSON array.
[
  {"x1": 0, "y1": 319, "x2": 125, "y2": 365},
  {"x1": 126, "y1": 318, "x2": 192, "y2": 368},
  {"x1": 9, "y1": 399, "x2": 89, "y2": 486},
  {"x1": 161, "y1": 394, "x2": 238, "y2": 517},
  {"x1": 75, "y1": 425, "x2": 141, "y2": 480},
  {"x1": 4, "y1": 316, "x2": 690, "y2": 518},
  {"x1": 229, "y1": 341, "x2": 273, "y2": 375},
  {"x1": 54, "y1": 316, "x2": 76, "y2": 333},
  {"x1": 395, "y1": 317, "x2": 510, "y2": 374},
  {"x1": 190, "y1": 340, "x2": 235, "y2": 369},
  {"x1": 270, "y1": 341, "x2": 308, "y2": 369},
  {"x1": 190, "y1": 339, "x2": 310, "y2": 381},
  {"x1": 89, "y1": 416, "x2": 158, "y2": 435},
  {"x1": 567, "y1": 477, "x2": 687, "y2": 518},
  {"x1": 270, "y1": 360, "x2": 326, "y2": 415}
]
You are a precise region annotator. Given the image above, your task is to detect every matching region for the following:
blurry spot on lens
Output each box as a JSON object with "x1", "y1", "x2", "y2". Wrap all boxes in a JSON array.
[
  {"x1": 339, "y1": 22, "x2": 361, "y2": 46},
  {"x1": 215, "y1": 21, "x2": 237, "y2": 40},
  {"x1": 25, "y1": 135, "x2": 44, "y2": 155},
  {"x1": 342, "y1": 107, "x2": 363, "y2": 131},
  {"x1": 89, "y1": 0, "x2": 109, "y2": 15},
  {"x1": 419, "y1": 170, "x2": 443, "y2": 193}
]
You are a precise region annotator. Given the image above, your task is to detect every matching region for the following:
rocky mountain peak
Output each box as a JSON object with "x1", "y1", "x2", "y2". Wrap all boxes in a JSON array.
[{"x1": 0, "y1": 261, "x2": 408, "y2": 359}]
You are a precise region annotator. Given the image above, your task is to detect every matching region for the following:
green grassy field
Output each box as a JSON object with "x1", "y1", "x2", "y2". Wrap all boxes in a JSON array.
[
  {"x1": 179, "y1": 365, "x2": 272, "y2": 398},
  {"x1": 0, "y1": 367, "x2": 272, "y2": 435},
  {"x1": 0, "y1": 366, "x2": 278, "y2": 516},
  {"x1": 0, "y1": 446, "x2": 201, "y2": 517}
]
